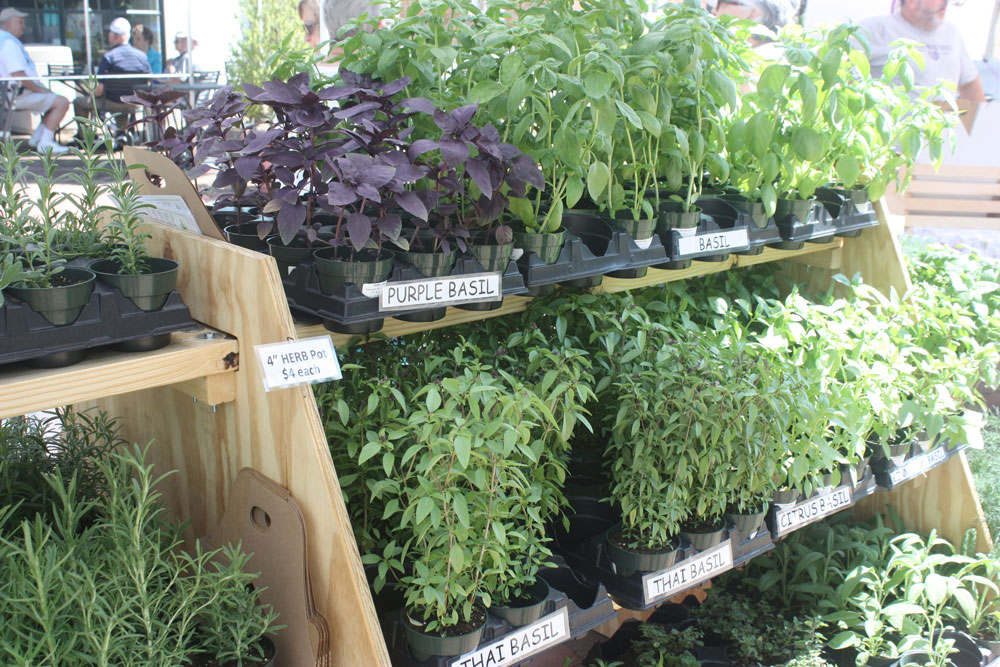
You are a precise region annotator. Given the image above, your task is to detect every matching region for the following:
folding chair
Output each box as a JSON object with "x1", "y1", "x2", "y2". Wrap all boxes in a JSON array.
[{"x1": 0, "y1": 82, "x2": 19, "y2": 141}]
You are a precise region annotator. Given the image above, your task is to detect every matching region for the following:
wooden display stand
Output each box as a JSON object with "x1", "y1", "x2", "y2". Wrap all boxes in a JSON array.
[{"x1": 1, "y1": 145, "x2": 985, "y2": 666}]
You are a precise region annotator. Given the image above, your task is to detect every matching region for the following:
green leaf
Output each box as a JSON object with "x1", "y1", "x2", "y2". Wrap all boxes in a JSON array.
[
  {"x1": 507, "y1": 77, "x2": 532, "y2": 115},
  {"x1": 499, "y1": 53, "x2": 523, "y2": 86},
  {"x1": 426, "y1": 387, "x2": 441, "y2": 412},
  {"x1": 828, "y1": 631, "x2": 860, "y2": 649},
  {"x1": 359, "y1": 441, "x2": 380, "y2": 464},
  {"x1": 836, "y1": 155, "x2": 860, "y2": 188},
  {"x1": 637, "y1": 111, "x2": 662, "y2": 137},
  {"x1": 453, "y1": 494, "x2": 470, "y2": 528},
  {"x1": 748, "y1": 113, "x2": 773, "y2": 156},
  {"x1": 583, "y1": 71, "x2": 612, "y2": 99},
  {"x1": 925, "y1": 573, "x2": 948, "y2": 606},
  {"x1": 792, "y1": 126, "x2": 824, "y2": 162},
  {"x1": 415, "y1": 497, "x2": 433, "y2": 525},
  {"x1": 565, "y1": 175, "x2": 584, "y2": 208},
  {"x1": 615, "y1": 100, "x2": 643, "y2": 130},
  {"x1": 469, "y1": 80, "x2": 505, "y2": 104},
  {"x1": 587, "y1": 162, "x2": 611, "y2": 203},
  {"x1": 450, "y1": 544, "x2": 465, "y2": 572},
  {"x1": 454, "y1": 435, "x2": 471, "y2": 467}
]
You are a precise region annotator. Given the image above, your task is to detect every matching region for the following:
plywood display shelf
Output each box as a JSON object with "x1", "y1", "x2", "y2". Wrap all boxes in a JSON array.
[
  {"x1": 296, "y1": 240, "x2": 844, "y2": 344},
  {"x1": 0, "y1": 327, "x2": 238, "y2": 419}
]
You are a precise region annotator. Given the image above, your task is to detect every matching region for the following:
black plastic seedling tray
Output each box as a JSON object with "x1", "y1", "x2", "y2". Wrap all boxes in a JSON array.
[
  {"x1": 516, "y1": 214, "x2": 668, "y2": 295},
  {"x1": 871, "y1": 443, "x2": 966, "y2": 490},
  {"x1": 656, "y1": 199, "x2": 751, "y2": 269},
  {"x1": 282, "y1": 255, "x2": 528, "y2": 335},
  {"x1": 770, "y1": 200, "x2": 836, "y2": 250},
  {"x1": 0, "y1": 280, "x2": 196, "y2": 368}
]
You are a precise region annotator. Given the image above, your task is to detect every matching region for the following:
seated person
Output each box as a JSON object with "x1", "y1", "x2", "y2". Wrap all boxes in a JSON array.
[
  {"x1": 132, "y1": 24, "x2": 162, "y2": 74},
  {"x1": 73, "y1": 17, "x2": 150, "y2": 141},
  {"x1": 0, "y1": 7, "x2": 71, "y2": 153}
]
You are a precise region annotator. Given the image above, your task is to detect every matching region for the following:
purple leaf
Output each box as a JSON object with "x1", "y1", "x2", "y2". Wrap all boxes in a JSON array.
[
  {"x1": 260, "y1": 79, "x2": 304, "y2": 105},
  {"x1": 327, "y1": 182, "x2": 358, "y2": 206},
  {"x1": 257, "y1": 219, "x2": 275, "y2": 238},
  {"x1": 292, "y1": 106, "x2": 329, "y2": 128},
  {"x1": 465, "y1": 158, "x2": 494, "y2": 197},
  {"x1": 499, "y1": 142, "x2": 521, "y2": 159},
  {"x1": 401, "y1": 97, "x2": 437, "y2": 114},
  {"x1": 242, "y1": 129, "x2": 283, "y2": 154},
  {"x1": 346, "y1": 212, "x2": 372, "y2": 251},
  {"x1": 362, "y1": 163, "x2": 397, "y2": 188},
  {"x1": 377, "y1": 213, "x2": 402, "y2": 240},
  {"x1": 318, "y1": 85, "x2": 361, "y2": 100},
  {"x1": 187, "y1": 163, "x2": 211, "y2": 179},
  {"x1": 408, "y1": 139, "x2": 439, "y2": 160},
  {"x1": 213, "y1": 169, "x2": 239, "y2": 189},
  {"x1": 334, "y1": 101, "x2": 380, "y2": 119},
  {"x1": 451, "y1": 104, "x2": 479, "y2": 128},
  {"x1": 381, "y1": 76, "x2": 411, "y2": 97},
  {"x1": 268, "y1": 151, "x2": 305, "y2": 168},
  {"x1": 395, "y1": 191, "x2": 428, "y2": 221},
  {"x1": 277, "y1": 203, "x2": 307, "y2": 244},
  {"x1": 512, "y1": 155, "x2": 545, "y2": 190},
  {"x1": 433, "y1": 109, "x2": 456, "y2": 133},
  {"x1": 235, "y1": 156, "x2": 260, "y2": 180},
  {"x1": 356, "y1": 182, "x2": 382, "y2": 202},
  {"x1": 439, "y1": 138, "x2": 469, "y2": 167},
  {"x1": 495, "y1": 224, "x2": 513, "y2": 245}
]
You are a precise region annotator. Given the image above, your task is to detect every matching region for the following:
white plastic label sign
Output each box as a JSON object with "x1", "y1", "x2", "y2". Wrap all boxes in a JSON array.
[
  {"x1": 254, "y1": 336, "x2": 342, "y2": 391},
  {"x1": 380, "y1": 272, "x2": 502, "y2": 311},
  {"x1": 676, "y1": 228, "x2": 749, "y2": 257},
  {"x1": 135, "y1": 195, "x2": 202, "y2": 234},
  {"x1": 889, "y1": 448, "x2": 948, "y2": 486},
  {"x1": 450, "y1": 608, "x2": 570, "y2": 667},
  {"x1": 642, "y1": 540, "x2": 733, "y2": 605},
  {"x1": 773, "y1": 485, "x2": 853, "y2": 537}
]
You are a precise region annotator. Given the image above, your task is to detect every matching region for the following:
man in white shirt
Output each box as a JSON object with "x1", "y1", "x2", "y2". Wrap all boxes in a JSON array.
[
  {"x1": 859, "y1": 0, "x2": 986, "y2": 103},
  {"x1": 0, "y1": 7, "x2": 70, "y2": 153}
]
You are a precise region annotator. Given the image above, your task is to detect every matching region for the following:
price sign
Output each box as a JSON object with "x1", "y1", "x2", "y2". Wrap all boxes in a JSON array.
[
  {"x1": 380, "y1": 272, "x2": 502, "y2": 311},
  {"x1": 675, "y1": 227, "x2": 749, "y2": 258},
  {"x1": 773, "y1": 485, "x2": 853, "y2": 538},
  {"x1": 889, "y1": 447, "x2": 948, "y2": 486},
  {"x1": 451, "y1": 608, "x2": 570, "y2": 667},
  {"x1": 135, "y1": 195, "x2": 202, "y2": 234},
  {"x1": 254, "y1": 336, "x2": 342, "y2": 391},
  {"x1": 642, "y1": 540, "x2": 733, "y2": 605}
]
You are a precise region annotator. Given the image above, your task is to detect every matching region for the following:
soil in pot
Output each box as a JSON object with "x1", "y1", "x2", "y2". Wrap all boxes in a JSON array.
[
  {"x1": 90, "y1": 257, "x2": 179, "y2": 312},
  {"x1": 606, "y1": 527, "x2": 681, "y2": 578},
  {"x1": 679, "y1": 517, "x2": 727, "y2": 551},
  {"x1": 491, "y1": 578, "x2": 551, "y2": 627},
  {"x1": 403, "y1": 605, "x2": 487, "y2": 662},
  {"x1": 7, "y1": 267, "x2": 96, "y2": 326},
  {"x1": 512, "y1": 227, "x2": 566, "y2": 265}
]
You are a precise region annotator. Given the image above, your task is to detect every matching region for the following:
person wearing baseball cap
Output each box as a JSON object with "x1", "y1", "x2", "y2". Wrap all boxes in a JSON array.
[
  {"x1": 0, "y1": 7, "x2": 71, "y2": 153},
  {"x1": 73, "y1": 16, "x2": 150, "y2": 146}
]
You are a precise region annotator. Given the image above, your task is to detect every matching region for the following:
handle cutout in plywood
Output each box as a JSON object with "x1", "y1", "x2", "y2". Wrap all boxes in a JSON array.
[
  {"x1": 122, "y1": 146, "x2": 226, "y2": 241},
  {"x1": 203, "y1": 468, "x2": 331, "y2": 667}
]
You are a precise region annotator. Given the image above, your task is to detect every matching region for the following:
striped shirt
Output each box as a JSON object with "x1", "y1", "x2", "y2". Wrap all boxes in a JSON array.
[{"x1": 98, "y1": 43, "x2": 150, "y2": 102}]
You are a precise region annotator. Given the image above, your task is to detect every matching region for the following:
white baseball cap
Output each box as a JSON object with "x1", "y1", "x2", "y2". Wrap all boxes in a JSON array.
[
  {"x1": 108, "y1": 17, "x2": 131, "y2": 35},
  {"x1": 0, "y1": 8, "x2": 28, "y2": 23}
]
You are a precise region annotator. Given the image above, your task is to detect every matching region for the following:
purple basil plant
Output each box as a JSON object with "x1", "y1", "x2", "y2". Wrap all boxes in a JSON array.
[{"x1": 401, "y1": 99, "x2": 544, "y2": 254}]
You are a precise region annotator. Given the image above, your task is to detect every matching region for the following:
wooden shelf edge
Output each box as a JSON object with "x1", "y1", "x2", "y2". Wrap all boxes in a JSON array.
[{"x1": 0, "y1": 327, "x2": 239, "y2": 418}]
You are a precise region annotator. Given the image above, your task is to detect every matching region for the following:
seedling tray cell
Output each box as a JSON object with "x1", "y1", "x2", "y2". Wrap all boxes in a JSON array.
[
  {"x1": 0, "y1": 280, "x2": 195, "y2": 368},
  {"x1": 730, "y1": 522, "x2": 775, "y2": 565},
  {"x1": 516, "y1": 215, "x2": 667, "y2": 294},
  {"x1": 282, "y1": 255, "x2": 528, "y2": 334}
]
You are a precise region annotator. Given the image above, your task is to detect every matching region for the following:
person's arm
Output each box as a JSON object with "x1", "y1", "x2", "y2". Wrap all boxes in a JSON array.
[
  {"x1": 9, "y1": 70, "x2": 48, "y2": 93},
  {"x1": 958, "y1": 75, "x2": 986, "y2": 103}
]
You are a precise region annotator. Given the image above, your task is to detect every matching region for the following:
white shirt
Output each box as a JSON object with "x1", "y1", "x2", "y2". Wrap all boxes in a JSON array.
[
  {"x1": 0, "y1": 38, "x2": 38, "y2": 80},
  {"x1": 859, "y1": 14, "x2": 977, "y2": 92}
]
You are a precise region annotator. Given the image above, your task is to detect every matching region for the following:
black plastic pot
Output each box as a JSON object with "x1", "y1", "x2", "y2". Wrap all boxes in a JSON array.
[
  {"x1": 512, "y1": 227, "x2": 566, "y2": 266},
  {"x1": 393, "y1": 248, "x2": 457, "y2": 323},
  {"x1": 607, "y1": 212, "x2": 656, "y2": 278},
  {"x1": 402, "y1": 610, "x2": 486, "y2": 663},
  {"x1": 313, "y1": 247, "x2": 395, "y2": 295},
  {"x1": 267, "y1": 235, "x2": 324, "y2": 276},
  {"x1": 725, "y1": 506, "x2": 767, "y2": 537},
  {"x1": 212, "y1": 205, "x2": 261, "y2": 230},
  {"x1": 224, "y1": 223, "x2": 268, "y2": 251},
  {"x1": 7, "y1": 267, "x2": 96, "y2": 326},
  {"x1": 655, "y1": 203, "x2": 701, "y2": 270},
  {"x1": 90, "y1": 257, "x2": 179, "y2": 312},
  {"x1": 457, "y1": 240, "x2": 513, "y2": 312},
  {"x1": 605, "y1": 526, "x2": 681, "y2": 578},
  {"x1": 771, "y1": 198, "x2": 825, "y2": 249},
  {"x1": 680, "y1": 521, "x2": 727, "y2": 552},
  {"x1": 490, "y1": 578, "x2": 551, "y2": 628},
  {"x1": 773, "y1": 487, "x2": 801, "y2": 505}
]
